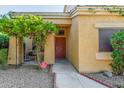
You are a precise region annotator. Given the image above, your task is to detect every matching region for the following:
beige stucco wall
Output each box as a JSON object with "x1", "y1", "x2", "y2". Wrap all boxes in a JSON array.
[
  {"x1": 8, "y1": 36, "x2": 17, "y2": 65},
  {"x1": 78, "y1": 15, "x2": 124, "y2": 72},
  {"x1": 8, "y1": 36, "x2": 24, "y2": 65},
  {"x1": 44, "y1": 34, "x2": 55, "y2": 64},
  {"x1": 66, "y1": 16, "x2": 79, "y2": 70},
  {"x1": 24, "y1": 37, "x2": 33, "y2": 56},
  {"x1": 44, "y1": 18, "x2": 71, "y2": 25}
]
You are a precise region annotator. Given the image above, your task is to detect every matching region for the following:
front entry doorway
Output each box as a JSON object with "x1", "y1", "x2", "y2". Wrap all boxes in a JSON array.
[{"x1": 55, "y1": 37, "x2": 66, "y2": 59}]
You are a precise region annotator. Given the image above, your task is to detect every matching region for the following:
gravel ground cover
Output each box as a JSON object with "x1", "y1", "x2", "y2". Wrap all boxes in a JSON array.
[
  {"x1": 85, "y1": 73, "x2": 124, "y2": 88},
  {"x1": 0, "y1": 65, "x2": 54, "y2": 88}
]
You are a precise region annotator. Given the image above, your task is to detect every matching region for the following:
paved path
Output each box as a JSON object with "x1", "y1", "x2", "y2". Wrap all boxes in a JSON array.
[{"x1": 52, "y1": 59, "x2": 108, "y2": 88}]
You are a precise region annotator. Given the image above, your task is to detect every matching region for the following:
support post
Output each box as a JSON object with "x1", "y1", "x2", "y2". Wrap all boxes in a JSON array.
[{"x1": 8, "y1": 36, "x2": 24, "y2": 66}]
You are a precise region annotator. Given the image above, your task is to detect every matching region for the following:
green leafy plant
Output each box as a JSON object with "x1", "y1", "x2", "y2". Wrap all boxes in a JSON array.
[
  {"x1": 0, "y1": 33, "x2": 9, "y2": 49},
  {"x1": 0, "y1": 14, "x2": 59, "y2": 69},
  {"x1": 111, "y1": 30, "x2": 124, "y2": 75},
  {"x1": 0, "y1": 49, "x2": 8, "y2": 70}
]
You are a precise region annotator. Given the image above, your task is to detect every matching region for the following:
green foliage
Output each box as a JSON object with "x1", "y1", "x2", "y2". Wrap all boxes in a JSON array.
[
  {"x1": 111, "y1": 30, "x2": 124, "y2": 75},
  {"x1": 85, "y1": 6, "x2": 124, "y2": 16},
  {"x1": 111, "y1": 61, "x2": 124, "y2": 75},
  {"x1": 0, "y1": 14, "x2": 59, "y2": 67},
  {"x1": 0, "y1": 49, "x2": 8, "y2": 70},
  {"x1": 103, "y1": 6, "x2": 124, "y2": 16},
  {"x1": 0, "y1": 49, "x2": 8, "y2": 64},
  {"x1": 0, "y1": 33, "x2": 9, "y2": 49},
  {"x1": 106, "y1": 7, "x2": 124, "y2": 74},
  {"x1": 0, "y1": 14, "x2": 59, "y2": 38}
]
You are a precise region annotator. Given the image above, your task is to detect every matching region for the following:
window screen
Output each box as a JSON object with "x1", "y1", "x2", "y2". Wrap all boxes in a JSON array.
[{"x1": 99, "y1": 28, "x2": 120, "y2": 52}]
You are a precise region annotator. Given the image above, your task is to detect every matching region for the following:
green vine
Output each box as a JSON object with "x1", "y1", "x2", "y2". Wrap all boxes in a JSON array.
[
  {"x1": 103, "y1": 6, "x2": 124, "y2": 16},
  {"x1": 87, "y1": 6, "x2": 124, "y2": 16},
  {"x1": 0, "y1": 14, "x2": 59, "y2": 69}
]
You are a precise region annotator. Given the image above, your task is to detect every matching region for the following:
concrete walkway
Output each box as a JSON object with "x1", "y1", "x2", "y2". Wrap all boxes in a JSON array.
[{"x1": 52, "y1": 59, "x2": 108, "y2": 88}]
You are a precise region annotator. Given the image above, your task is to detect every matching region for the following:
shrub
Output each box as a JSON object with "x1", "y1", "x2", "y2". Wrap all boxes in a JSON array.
[
  {"x1": 0, "y1": 49, "x2": 8, "y2": 70},
  {"x1": 0, "y1": 33, "x2": 9, "y2": 49},
  {"x1": 111, "y1": 30, "x2": 124, "y2": 75}
]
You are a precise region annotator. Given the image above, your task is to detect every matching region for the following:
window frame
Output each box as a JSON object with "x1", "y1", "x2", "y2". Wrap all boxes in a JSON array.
[
  {"x1": 99, "y1": 28, "x2": 121, "y2": 52},
  {"x1": 95, "y1": 23, "x2": 124, "y2": 60}
]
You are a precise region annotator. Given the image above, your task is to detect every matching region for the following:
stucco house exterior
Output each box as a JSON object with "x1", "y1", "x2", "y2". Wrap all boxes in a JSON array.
[{"x1": 8, "y1": 5, "x2": 124, "y2": 73}]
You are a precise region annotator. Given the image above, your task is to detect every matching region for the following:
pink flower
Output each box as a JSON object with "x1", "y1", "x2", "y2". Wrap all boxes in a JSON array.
[{"x1": 40, "y1": 61, "x2": 48, "y2": 69}]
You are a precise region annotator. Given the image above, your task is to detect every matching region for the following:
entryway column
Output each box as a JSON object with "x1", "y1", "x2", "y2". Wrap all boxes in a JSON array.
[
  {"x1": 8, "y1": 36, "x2": 24, "y2": 65},
  {"x1": 44, "y1": 34, "x2": 55, "y2": 64}
]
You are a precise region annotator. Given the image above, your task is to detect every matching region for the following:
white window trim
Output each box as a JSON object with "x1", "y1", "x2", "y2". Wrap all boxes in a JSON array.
[{"x1": 96, "y1": 52, "x2": 112, "y2": 60}]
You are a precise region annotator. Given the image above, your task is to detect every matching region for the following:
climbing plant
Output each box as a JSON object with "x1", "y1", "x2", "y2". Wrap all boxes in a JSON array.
[
  {"x1": 103, "y1": 6, "x2": 124, "y2": 16},
  {"x1": 22, "y1": 15, "x2": 59, "y2": 67},
  {"x1": 0, "y1": 14, "x2": 59, "y2": 68},
  {"x1": 87, "y1": 6, "x2": 124, "y2": 16},
  {"x1": 86, "y1": 6, "x2": 124, "y2": 16}
]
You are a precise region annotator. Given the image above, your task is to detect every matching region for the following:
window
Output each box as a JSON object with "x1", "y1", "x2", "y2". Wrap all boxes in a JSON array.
[
  {"x1": 99, "y1": 28, "x2": 121, "y2": 52},
  {"x1": 57, "y1": 30, "x2": 65, "y2": 35}
]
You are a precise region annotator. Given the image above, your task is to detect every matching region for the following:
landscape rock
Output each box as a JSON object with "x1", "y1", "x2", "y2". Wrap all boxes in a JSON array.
[
  {"x1": 0, "y1": 65, "x2": 54, "y2": 88},
  {"x1": 103, "y1": 71, "x2": 113, "y2": 78},
  {"x1": 85, "y1": 72, "x2": 124, "y2": 88}
]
